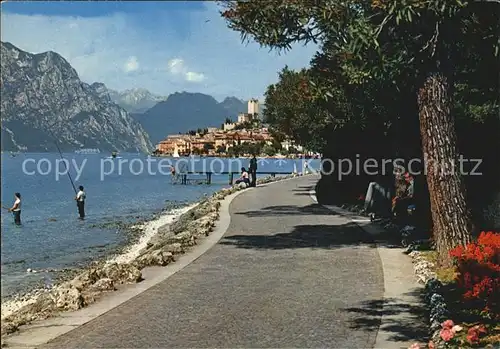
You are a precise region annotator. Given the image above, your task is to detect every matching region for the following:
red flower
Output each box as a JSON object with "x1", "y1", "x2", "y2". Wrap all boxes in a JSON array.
[
  {"x1": 440, "y1": 328, "x2": 454, "y2": 342},
  {"x1": 476, "y1": 325, "x2": 487, "y2": 334},
  {"x1": 466, "y1": 325, "x2": 487, "y2": 344},
  {"x1": 467, "y1": 330, "x2": 479, "y2": 344},
  {"x1": 449, "y1": 231, "x2": 500, "y2": 317},
  {"x1": 441, "y1": 320, "x2": 454, "y2": 329}
]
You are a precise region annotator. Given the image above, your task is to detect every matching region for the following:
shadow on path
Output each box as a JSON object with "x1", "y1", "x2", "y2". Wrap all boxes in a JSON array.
[
  {"x1": 234, "y1": 204, "x2": 338, "y2": 217},
  {"x1": 221, "y1": 222, "x2": 376, "y2": 250},
  {"x1": 232, "y1": 203, "x2": 403, "y2": 249},
  {"x1": 343, "y1": 289, "x2": 429, "y2": 343}
]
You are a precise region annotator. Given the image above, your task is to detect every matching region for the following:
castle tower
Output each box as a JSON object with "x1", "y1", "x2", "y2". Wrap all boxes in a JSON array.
[{"x1": 248, "y1": 98, "x2": 259, "y2": 115}]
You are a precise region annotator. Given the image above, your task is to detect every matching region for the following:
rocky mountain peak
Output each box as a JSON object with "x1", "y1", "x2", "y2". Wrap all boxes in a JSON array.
[
  {"x1": 90, "y1": 82, "x2": 112, "y2": 102},
  {"x1": 107, "y1": 87, "x2": 168, "y2": 113},
  {"x1": 1, "y1": 41, "x2": 152, "y2": 152}
]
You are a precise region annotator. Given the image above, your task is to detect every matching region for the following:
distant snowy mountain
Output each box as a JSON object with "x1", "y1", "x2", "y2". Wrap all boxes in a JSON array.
[{"x1": 107, "y1": 88, "x2": 168, "y2": 113}]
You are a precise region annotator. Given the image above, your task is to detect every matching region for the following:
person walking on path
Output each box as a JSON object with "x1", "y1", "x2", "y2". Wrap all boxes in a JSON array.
[
  {"x1": 75, "y1": 185, "x2": 86, "y2": 220},
  {"x1": 249, "y1": 155, "x2": 257, "y2": 187},
  {"x1": 8, "y1": 192, "x2": 22, "y2": 225}
]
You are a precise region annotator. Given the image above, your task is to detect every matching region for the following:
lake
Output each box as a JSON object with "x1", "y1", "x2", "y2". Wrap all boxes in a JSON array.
[{"x1": 1, "y1": 153, "x2": 319, "y2": 298}]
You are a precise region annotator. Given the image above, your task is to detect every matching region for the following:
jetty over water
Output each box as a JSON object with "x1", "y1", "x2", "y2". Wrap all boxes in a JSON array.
[{"x1": 175, "y1": 171, "x2": 297, "y2": 185}]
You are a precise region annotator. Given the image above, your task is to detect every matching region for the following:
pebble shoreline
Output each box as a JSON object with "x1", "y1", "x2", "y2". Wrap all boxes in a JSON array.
[{"x1": 0, "y1": 174, "x2": 299, "y2": 339}]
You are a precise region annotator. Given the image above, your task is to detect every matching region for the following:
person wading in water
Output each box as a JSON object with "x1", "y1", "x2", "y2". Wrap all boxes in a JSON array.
[
  {"x1": 8, "y1": 192, "x2": 22, "y2": 225},
  {"x1": 75, "y1": 185, "x2": 86, "y2": 220}
]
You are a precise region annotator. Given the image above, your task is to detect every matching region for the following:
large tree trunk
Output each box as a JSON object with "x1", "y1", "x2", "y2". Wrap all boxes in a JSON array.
[{"x1": 417, "y1": 72, "x2": 473, "y2": 266}]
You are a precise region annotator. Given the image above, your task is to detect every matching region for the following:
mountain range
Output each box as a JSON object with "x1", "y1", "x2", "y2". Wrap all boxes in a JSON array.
[
  {"x1": 107, "y1": 88, "x2": 168, "y2": 113},
  {"x1": 1, "y1": 41, "x2": 152, "y2": 153},
  {"x1": 133, "y1": 94, "x2": 247, "y2": 144},
  {"x1": 0, "y1": 41, "x2": 249, "y2": 152}
]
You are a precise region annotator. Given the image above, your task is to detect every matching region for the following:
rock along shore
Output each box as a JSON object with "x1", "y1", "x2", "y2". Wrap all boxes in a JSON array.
[{"x1": 0, "y1": 174, "x2": 299, "y2": 339}]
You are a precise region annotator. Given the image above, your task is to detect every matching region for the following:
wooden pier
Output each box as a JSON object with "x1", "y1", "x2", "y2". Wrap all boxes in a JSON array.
[{"x1": 175, "y1": 171, "x2": 295, "y2": 185}]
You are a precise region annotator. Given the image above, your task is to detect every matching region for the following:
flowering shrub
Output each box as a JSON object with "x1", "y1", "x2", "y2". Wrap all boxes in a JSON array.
[
  {"x1": 439, "y1": 319, "x2": 459, "y2": 342},
  {"x1": 424, "y1": 320, "x2": 490, "y2": 348},
  {"x1": 466, "y1": 325, "x2": 487, "y2": 345},
  {"x1": 449, "y1": 231, "x2": 500, "y2": 317}
]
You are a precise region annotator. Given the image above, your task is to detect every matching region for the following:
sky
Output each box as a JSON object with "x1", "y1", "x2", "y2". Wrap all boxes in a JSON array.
[{"x1": 1, "y1": 1, "x2": 318, "y2": 101}]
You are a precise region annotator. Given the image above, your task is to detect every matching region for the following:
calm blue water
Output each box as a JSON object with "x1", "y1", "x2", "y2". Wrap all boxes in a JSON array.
[{"x1": 1, "y1": 153, "x2": 319, "y2": 298}]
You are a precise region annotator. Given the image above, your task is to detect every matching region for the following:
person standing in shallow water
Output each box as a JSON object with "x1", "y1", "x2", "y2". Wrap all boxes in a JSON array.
[
  {"x1": 75, "y1": 186, "x2": 86, "y2": 220},
  {"x1": 8, "y1": 192, "x2": 22, "y2": 225}
]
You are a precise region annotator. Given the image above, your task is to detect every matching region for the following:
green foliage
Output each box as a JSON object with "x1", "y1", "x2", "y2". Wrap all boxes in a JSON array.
[
  {"x1": 263, "y1": 67, "x2": 333, "y2": 153},
  {"x1": 220, "y1": 0, "x2": 499, "y2": 89},
  {"x1": 219, "y1": 0, "x2": 499, "y2": 223},
  {"x1": 220, "y1": 0, "x2": 498, "y2": 156},
  {"x1": 262, "y1": 144, "x2": 278, "y2": 156},
  {"x1": 225, "y1": 141, "x2": 280, "y2": 157},
  {"x1": 216, "y1": 145, "x2": 226, "y2": 154},
  {"x1": 228, "y1": 142, "x2": 264, "y2": 156},
  {"x1": 203, "y1": 143, "x2": 214, "y2": 152},
  {"x1": 233, "y1": 118, "x2": 261, "y2": 130},
  {"x1": 226, "y1": 146, "x2": 238, "y2": 157},
  {"x1": 195, "y1": 128, "x2": 209, "y2": 136},
  {"x1": 234, "y1": 121, "x2": 253, "y2": 130}
]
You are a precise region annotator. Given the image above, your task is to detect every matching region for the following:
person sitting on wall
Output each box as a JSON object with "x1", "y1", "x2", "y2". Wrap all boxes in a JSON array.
[
  {"x1": 392, "y1": 172, "x2": 415, "y2": 224},
  {"x1": 364, "y1": 180, "x2": 393, "y2": 219},
  {"x1": 235, "y1": 167, "x2": 250, "y2": 188}
]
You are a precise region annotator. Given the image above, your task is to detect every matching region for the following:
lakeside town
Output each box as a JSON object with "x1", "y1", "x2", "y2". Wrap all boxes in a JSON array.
[{"x1": 153, "y1": 99, "x2": 318, "y2": 159}]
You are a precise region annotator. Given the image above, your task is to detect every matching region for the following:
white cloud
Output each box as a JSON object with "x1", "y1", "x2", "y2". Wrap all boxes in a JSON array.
[
  {"x1": 167, "y1": 58, "x2": 185, "y2": 74},
  {"x1": 185, "y1": 71, "x2": 205, "y2": 82},
  {"x1": 0, "y1": 4, "x2": 317, "y2": 99},
  {"x1": 123, "y1": 56, "x2": 139, "y2": 73},
  {"x1": 167, "y1": 58, "x2": 205, "y2": 83}
]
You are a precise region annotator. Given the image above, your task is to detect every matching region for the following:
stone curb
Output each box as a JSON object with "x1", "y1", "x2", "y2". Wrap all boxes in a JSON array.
[
  {"x1": 315, "y1": 194, "x2": 454, "y2": 348},
  {"x1": 308, "y1": 184, "x2": 425, "y2": 349}
]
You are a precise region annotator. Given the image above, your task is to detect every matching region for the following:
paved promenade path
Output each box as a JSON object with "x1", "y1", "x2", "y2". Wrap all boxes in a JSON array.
[{"x1": 44, "y1": 176, "x2": 386, "y2": 348}]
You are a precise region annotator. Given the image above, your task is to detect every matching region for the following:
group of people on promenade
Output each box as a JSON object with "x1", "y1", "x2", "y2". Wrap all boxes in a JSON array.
[
  {"x1": 168, "y1": 155, "x2": 259, "y2": 188},
  {"x1": 5, "y1": 186, "x2": 86, "y2": 226}
]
